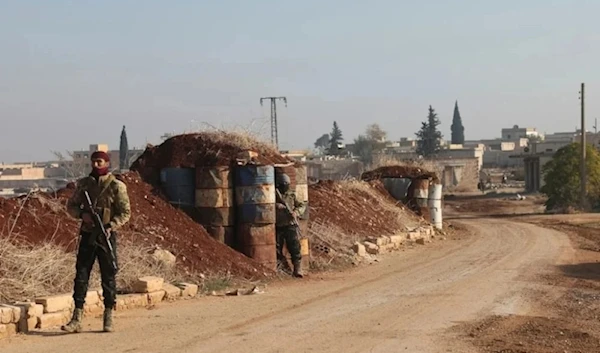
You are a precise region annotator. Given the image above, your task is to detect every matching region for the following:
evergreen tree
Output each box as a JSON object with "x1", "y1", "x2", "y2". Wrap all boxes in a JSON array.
[
  {"x1": 119, "y1": 125, "x2": 129, "y2": 171},
  {"x1": 450, "y1": 100, "x2": 465, "y2": 144},
  {"x1": 415, "y1": 105, "x2": 443, "y2": 157},
  {"x1": 329, "y1": 121, "x2": 344, "y2": 155}
]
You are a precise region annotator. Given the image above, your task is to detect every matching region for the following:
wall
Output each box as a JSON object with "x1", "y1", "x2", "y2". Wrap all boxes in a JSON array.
[
  {"x1": 483, "y1": 150, "x2": 524, "y2": 168},
  {"x1": 421, "y1": 158, "x2": 480, "y2": 192},
  {"x1": 371, "y1": 154, "x2": 479, "y2": 191},
  {"x1": 306, "y1": 160, "x2": 364, "y2": 180}
]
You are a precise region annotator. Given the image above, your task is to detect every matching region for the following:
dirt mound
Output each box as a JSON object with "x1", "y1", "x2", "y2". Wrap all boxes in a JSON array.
[
  {"x1": 308, "y1": 180, "x2": 422, "y2": 238},
  {"x1": 0, "y1": 172, "x2": 272, "y2": 279},
  {"x1": 361, "y1": 165, "x2": 436, "y2": 181},
  {"x1": 130, "y1": 132, "x2": 292, "y2": 184}
]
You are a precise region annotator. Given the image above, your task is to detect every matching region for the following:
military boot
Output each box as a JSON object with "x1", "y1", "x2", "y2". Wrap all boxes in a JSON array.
[
  {"x1": 103, "y1": 309, "x2": 113, "y2": 332},
  {"x1": 61, "y1": 308, "x2": 83, "y2": 333},
  {"x1": 292, "y1": 260, "x2": 304, "y2": 278}
]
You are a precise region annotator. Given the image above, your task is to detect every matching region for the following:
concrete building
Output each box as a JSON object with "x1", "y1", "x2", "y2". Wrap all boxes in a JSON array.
[
  {"x1": 0, "y1": 162, "x2": 69, "y2": 194},
  {"x1": 65, "y1": 144, "x2": 144, "y2": 176},
  {"x1": 501, "y1": 125, "x2": 540, "y2": 141}
]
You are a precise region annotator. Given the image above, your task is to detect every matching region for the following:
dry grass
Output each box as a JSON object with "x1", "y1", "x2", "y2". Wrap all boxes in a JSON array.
[
  {"x1": 181, "y1": 121, "x2": 280, "y2": 156},
  {"x1": 0, "y1": 234, "x2": 197, "y2": 303},
  {"x1": 307, "y1": 221, "x2": 357, "y2": 270},
  {"x1": 370, "y1": 155, "x2": 430, "y2": 171}
]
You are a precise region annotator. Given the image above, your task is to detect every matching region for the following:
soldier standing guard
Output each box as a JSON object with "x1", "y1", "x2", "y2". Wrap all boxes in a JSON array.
[
  {"x1": 275, "y1": 173, "x2": 306, "y2": 278},
  {"x1": 62, "y1": 151, "x2": 131, "y2": 333}
]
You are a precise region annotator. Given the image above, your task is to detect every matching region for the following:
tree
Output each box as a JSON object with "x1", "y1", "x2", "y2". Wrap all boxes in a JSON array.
[
  {"x1": 329, "y1": 121, "x2": 344, "y2": 155},
  {"x1": 119, "y1": 125, "x2": 129, "y2": 172},
  {"x1": 415, "y1": 105, "x2": 443, "y2": 157},
  {"x1": 540, "y1": 143, "x2": 600, "y2": 211},
  {"x1": 314, "y1": 134, "x2": 330, "y2": 155},
  {"x1": 352, "y1": 124, "x2": 389, "y2": 164},
  {"x1": 365, "y1": 123, "x2": 387, "y2": 142},
  {"x1": 450, "y1": 101, "x2": 465, "y2": 145},
  {"x1": 352, "y1": 135, "x2": 375, "y2": 165}
]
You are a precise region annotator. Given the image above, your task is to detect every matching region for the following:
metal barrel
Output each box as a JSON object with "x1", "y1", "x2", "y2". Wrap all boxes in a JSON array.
[
  {"x1": 235, "y1": 165, "x2": 277, "y2": 269},
  {"x1": 294, "y1": 163, "x2": 309, "y2": 220},
  {"x1": 159, "y1": 167, "x2": 195, "y2": 207},
  {"x1": 411, "y1": 178, "x2": 430, "y2": 219},
  {"x1": 274, "y1": 164, "x2": 297, "y2": 189},
  {"x1": 381, "y1": 178, "x2": 412, "y2": 201},
  {"x1": 194, "y1": 166, "x2": 236, "y2": 248},
  {"x1": 427, "y1": 182, "x2": 443, "y2": 230}
]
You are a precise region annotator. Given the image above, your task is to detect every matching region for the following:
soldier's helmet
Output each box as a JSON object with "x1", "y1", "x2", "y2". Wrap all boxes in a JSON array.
[{"x1": 276, "y1": 173, "x2": 291, "y2": 187}]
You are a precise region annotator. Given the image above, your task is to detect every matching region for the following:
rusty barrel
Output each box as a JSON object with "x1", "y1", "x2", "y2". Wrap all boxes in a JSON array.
[
  {"x1": 294, "y1": 162, "x2": 310, "y2": 271},
  {"x1": 194, "y1": 166, "x2": 236, "y2": 247},
  {"x1": 294, "y1": 162, "x2": 309, "y2": 220},
  {"x1": 160, "y1": 167, "x2": 195, "y2": 207},
  {"x1": 412, "y1": 178, "x2": 430, "y2": 219},
  {"x1": 274, "y1": 163, "x2": 297, "y2": 189},
  {"x1": 235, "y1": 165, "x2": 277, "y2": 270}
]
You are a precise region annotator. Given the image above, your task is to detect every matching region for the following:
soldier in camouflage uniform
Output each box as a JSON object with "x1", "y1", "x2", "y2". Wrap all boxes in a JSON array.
[
  {"x1": 275, "y1": 173, "x2": 306, "y2": 278},
  {"x1": 62, "y1": 151, "x2": 131, "y2": 333}
]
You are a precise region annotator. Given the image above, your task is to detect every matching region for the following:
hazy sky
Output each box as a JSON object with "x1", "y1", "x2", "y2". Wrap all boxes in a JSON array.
[{"x1": 1, "y1": 0, "x2": 600, "y2": 163}]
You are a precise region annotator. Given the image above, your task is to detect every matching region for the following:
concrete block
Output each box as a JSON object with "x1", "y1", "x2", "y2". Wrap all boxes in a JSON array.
[
  {"x1": 39, "y1": 311, "x2": 70, "y2": 329},
  {"x1": 162, "y1": 283, "x2": 182, "y2": 300},
  {"x1": 363, "y1": 241, "x2": 379, "y2": 255},
  {"x1": 367, "y1": 237, "x2": 389, "y2": 246},
  {"x1": 352, "y1": 242, "x2": 366, "y2": 257},
  {"x1": 407, "y1": 231, "x2": 421, "y2": 240},
  {"x1": 132, "y1": 276, "x2": 164, "y2": 293},
  {"x1": 83, "y1": 303, "x2": 105, "y2": 316},
  {"x1": 85, "y1": 291, "x2": 101, "y2": 306},
  {"x1": 33, "y1": 304, "x2": 44, "y2": 318},
  {"x1": 178, "y1": 283, "x2": 199, "y2": 298},
  {"x1": 13, "y1": 302, "x2": 36, "y2": 318},
  {"x1": 0, "y1": 306, "x2": 16, "y2": 324},
  {"x1": 389, "y1": 235, "x2": 404, "y2": 244},
  {"x1": 116, "y1": 294, "x2": 149, "y2": 311},
  {"x1": 21, "y1": 316, "x2": 38, "y2": 333},
  {"x1": 35, "y1": 294, "x2": 74, "y2": 313},
  {"x1": 147, "y1": 290, "x2": 166, "y2": 305},
  {"x1": 0, "y1": 323, "x2": 17, "y2": 339}
]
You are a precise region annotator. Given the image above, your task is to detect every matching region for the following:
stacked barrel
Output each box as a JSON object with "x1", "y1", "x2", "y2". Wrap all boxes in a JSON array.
[
  {"x1": 235, "y1": 165, "x2": 277, "y2": 270},
  {"x1": 411, "y1": 178, "x2": 430, "y2": 219},
  {"x1": 193, "y1": 167, "x2": 236, "y2": 247},
  {"x1": 294, "y1": 163, "x2": 311, "y2": 271},
  {"x1": 159, "y1": 167, "x2": 195, "y2": 207}
]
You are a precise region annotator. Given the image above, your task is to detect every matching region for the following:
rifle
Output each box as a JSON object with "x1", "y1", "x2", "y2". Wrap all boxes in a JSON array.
[
  {"x1": 83, "y1": 191, "x2": 119, "y2": 273},
  {"x1": 275, "y1": 189, "x2": 303, "y2": 237}
]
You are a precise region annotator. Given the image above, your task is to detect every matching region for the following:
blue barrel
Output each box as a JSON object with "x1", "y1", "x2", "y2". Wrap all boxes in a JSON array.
[
  {"x1": 235, "y1": 165, "x2": 276, "y2": 224},
  {"x1": 235, "y1": 165, "x2": 277, "y2": 269},
  {"x1": 159, "y1": 167, "x2": 195, "y2": 206}
]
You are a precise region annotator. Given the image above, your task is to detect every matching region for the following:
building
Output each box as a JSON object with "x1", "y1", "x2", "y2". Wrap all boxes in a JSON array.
[
  {"x1": 0, "y1": 162, "x2": 69, "y2": 194},
  {"x1": 64, "y1": 144, "x2": 144, "y2": 176},
  {"x1": 501, "y1": 125, "x2": 540, "y2": 141}
]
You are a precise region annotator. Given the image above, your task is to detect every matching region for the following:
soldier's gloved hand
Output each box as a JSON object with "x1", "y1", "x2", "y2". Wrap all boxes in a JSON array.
[{"x1": 276, "y1": 203, "x2": 286, "y2": 210}]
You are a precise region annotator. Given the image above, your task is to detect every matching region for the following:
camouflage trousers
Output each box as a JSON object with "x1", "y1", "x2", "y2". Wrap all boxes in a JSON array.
[
  {"x1": 72, "y1": 231, "x2": 118, "y2": 310},
  {"x1": 276, "y1": 226, "x2": 302, "y2": 267}
]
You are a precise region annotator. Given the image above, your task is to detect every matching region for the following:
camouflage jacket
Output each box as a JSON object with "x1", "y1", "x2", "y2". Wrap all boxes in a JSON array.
[
  {"x1": 275, "y1": 190, "x2": 306, "y2": 227},
  {"x1": 66, "y1": 173, "x2": 131, "y2": 233}
]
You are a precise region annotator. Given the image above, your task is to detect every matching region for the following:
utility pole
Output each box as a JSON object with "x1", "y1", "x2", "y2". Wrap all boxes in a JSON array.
[
  {"x1": 260, "y1": 96, "x2": 287, "y2": 149},
  {"x1": 580, "y1": 83, "x2": 587, "y2": 209},
  {"x1": 594, "y1": 118, "x2": 598, "y2": 134}
]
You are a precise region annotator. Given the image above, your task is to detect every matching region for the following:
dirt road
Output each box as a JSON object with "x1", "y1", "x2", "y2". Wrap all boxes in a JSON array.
[{"x1": 0, "y1": 218, "x2": 571, "y2": 353}]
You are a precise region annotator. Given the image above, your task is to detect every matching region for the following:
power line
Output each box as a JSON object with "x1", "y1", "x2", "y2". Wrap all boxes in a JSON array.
[{"x1": 260, "y1": 96, "x2": 287, "y2": 149}]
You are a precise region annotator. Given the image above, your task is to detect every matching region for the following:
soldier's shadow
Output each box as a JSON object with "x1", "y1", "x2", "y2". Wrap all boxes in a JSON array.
[{"x1": 28, "y1": 330, "x2": 107, "y2": 337}]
